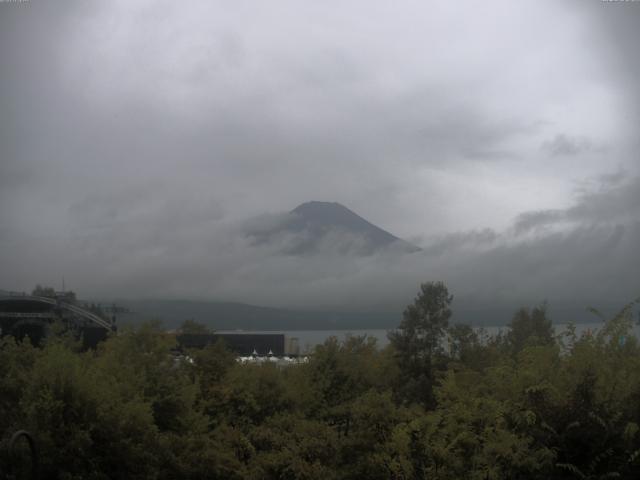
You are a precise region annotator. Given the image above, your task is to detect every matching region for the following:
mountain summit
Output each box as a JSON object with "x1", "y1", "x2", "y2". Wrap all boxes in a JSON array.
[
  {"x1": 249, "y1": 201, "x2": 420, "y2": 255},
  {"x1": 290, "y1": 201, "x2": 405, "y2": 247}
]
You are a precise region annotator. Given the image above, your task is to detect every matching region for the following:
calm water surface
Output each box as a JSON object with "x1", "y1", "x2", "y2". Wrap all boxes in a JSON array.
[{"x1": 219, "y1": 322, "x2": 640, "y2": 354}]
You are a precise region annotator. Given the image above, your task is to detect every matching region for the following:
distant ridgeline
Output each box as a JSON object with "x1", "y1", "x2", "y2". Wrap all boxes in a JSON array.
[
  {"x1": 96, "y1": 298, "x2": 627, "y2": 331},
  {"x1": 109, "y1": 298, "x2": 400, "y2": 330},
  {"x1": 0, "y1": 288, "x2": 122, "y2": 348},
  {"x1": 4, "y1": 289, "x2": 630, "y2": 339}
]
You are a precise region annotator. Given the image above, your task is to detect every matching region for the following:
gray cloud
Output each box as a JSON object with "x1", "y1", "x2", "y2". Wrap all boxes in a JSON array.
[
  {"x1": 1, "y1": 1, "x2": 639, "y2": 316},
  {"x1": 2, "y1": 173, "x2": 637, "y2": 316},
  {"x1": 513, "y1": 175, "x2": 640, "y2": 234},
  {"x1": 541, "y1": 134, "x2": 595, "y2": 156},
  {"x1": 513, "y1": 210, "x2": 565, "y2": 235}
]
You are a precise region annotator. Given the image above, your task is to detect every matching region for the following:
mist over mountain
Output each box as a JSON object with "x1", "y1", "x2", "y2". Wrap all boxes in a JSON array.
[
  {"x1": 247, "y1": 201, "x2": 420, "y2": 255},
  {"x1": 2, "y1": 0, "x2": 640, "y2": 331}
]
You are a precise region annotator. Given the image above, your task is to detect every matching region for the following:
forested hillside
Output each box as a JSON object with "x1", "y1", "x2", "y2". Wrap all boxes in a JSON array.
[{"x1": 1, "y1": 284, "x2": 640, "y2": 479}]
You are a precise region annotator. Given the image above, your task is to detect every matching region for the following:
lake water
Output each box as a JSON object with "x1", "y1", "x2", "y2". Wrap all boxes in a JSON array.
[{"x1": 219, "y1": 322, "x2": 640, "y2": 354}]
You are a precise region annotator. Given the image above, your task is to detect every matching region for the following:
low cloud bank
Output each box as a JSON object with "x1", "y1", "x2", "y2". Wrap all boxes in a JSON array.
[{"x1": 2, "y1": 176, "x2": 638, "y2": 324}]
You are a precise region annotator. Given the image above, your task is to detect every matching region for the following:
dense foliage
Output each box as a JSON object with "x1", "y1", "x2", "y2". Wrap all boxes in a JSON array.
[{"x1": 1, "y1": 284, "x2": 640, "y2": 479}]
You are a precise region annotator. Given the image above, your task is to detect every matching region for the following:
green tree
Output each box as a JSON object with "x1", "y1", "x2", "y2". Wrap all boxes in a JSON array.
[
  {"x1": 248, "y1": 414, "x2": 339, "y2": 480},
  {"x1": 389, "y1": 281, "x2": 453, "y2": 407},
  {"x1": 179, "y1": 319, "x2": 213, "y2": 334},
  {"x1": 447, "y1": 324, "x2": 477, "y2": 362},
  {"x1": 507, "y1": 303, "x2": 554, "y2": 354}
]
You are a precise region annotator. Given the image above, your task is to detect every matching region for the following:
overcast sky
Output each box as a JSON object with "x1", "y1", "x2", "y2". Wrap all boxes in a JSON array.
[{"x1": 1, "y1": 1, "x2": 639, "y2": 315}]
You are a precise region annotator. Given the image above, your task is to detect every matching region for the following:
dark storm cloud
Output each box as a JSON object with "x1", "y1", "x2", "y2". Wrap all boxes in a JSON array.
[{"x1": 1, "y1": 1, "x2": 639, "y2": 314}]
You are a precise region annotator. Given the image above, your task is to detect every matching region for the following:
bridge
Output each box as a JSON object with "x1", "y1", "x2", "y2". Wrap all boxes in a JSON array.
[
  {"x1": 0, "y1": 292, "x2": 113, "y2": 330},
  {"x1": 0, "y1": 292, "x2": 115, "y2": 340}
]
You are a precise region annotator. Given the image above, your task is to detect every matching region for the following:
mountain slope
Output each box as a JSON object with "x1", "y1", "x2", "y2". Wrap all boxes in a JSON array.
[{"x1": 249, "y1": 201, "x2": 420, "y2": 255}]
